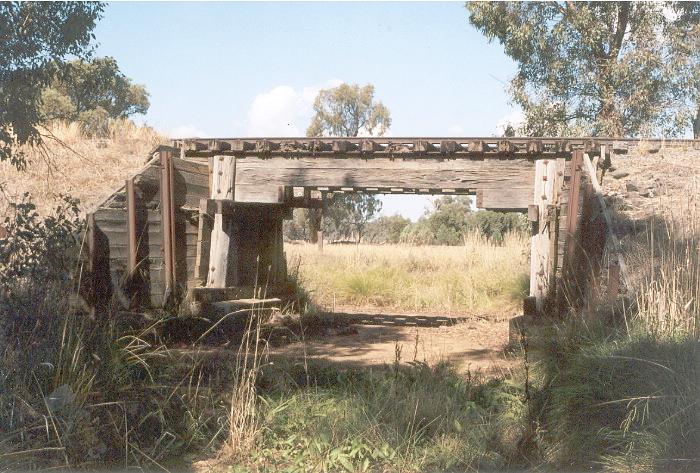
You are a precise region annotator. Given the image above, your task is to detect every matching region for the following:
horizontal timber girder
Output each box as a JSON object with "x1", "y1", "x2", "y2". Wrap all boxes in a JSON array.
[
  {"x1": 174, "y1": 136, "x2": 605, "y2": 159},
  {"x1": 234, "y1": 156, "x2": 536, "y2": 190}
]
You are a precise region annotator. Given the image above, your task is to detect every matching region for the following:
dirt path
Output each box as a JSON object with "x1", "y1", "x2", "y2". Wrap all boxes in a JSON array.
[{"x1": 267, "y1": 312, "x2": 516, "y2": 375}]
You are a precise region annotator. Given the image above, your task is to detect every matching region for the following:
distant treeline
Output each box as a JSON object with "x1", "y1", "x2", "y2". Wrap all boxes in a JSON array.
[{"x1": 285, "y1": 196, "x2": 528, "y2": 245}]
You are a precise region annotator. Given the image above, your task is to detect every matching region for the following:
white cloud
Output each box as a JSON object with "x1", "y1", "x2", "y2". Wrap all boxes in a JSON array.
[
  {"x1": 169, "y1": 125, "x2": 208, "y2": 138},
  {"x1": 495, "y1": 110, "x2": 525, "y2": 136},
  {"x1": 246, "y1": 79, "x2": 344, "y2": 136}
]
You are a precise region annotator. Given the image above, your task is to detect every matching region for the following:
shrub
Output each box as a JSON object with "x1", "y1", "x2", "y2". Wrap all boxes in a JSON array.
[
  {"x1": 364, "y1": 215, "x2": 411, "y2": 243},
  {"x1": 0, "y1": 192, "x2": 82, "y2": 284},
  {"x1": 78, "y1": 106, "x2": 111, "y2": 138}
]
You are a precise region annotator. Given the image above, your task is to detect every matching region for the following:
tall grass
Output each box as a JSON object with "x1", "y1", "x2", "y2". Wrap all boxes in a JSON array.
[
  {"x1": 530, "y1": 185, "x2": 700, "y2": 472},
  {"x1": 241, "y1": 360, "x2": 528, "y2": 472},
  {"x1": 286, "y1": 232, "x2": 529, "y2": 316},
  {"x1": 633, "y1": 187, "x2": 699, "y2": 339},
  {"x1": 0, "y1": 119, "x2": 166, "y2": 215}
]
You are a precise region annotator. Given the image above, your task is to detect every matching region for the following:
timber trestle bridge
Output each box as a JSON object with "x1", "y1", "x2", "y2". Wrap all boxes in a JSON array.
[{"x1": 82, "y1": 136, "x2": 693, "y2": 317}]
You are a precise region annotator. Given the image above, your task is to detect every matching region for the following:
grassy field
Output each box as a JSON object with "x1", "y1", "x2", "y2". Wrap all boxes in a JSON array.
[{"x1": 286, "y1": 233, "x2": 529, "y2": 316}]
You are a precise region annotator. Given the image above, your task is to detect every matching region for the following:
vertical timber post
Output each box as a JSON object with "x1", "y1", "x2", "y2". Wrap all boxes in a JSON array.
[
  {"x1": 565, "y1": 151, "x2": 584, "y2": 265},
  {"x1": 318, "y1": 193, "x2": 324, "y2": 253},
  {"x1": 126, "y1": 178, "x2": 137, "y2": 274},
  {"x1": 206, "y1": 155, "x2": 236, "y2": 288},
  {"x1": 160, "y1": 150, "x2": 174, "y2": 301},
  {"x1": 529, "y1": 159, "x2": 557, "y2": 314}
]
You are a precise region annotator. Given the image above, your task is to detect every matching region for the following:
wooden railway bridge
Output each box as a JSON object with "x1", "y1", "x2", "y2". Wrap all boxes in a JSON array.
[{"x1": 83, "y1": 136, "x2": 629, "y2": 316}]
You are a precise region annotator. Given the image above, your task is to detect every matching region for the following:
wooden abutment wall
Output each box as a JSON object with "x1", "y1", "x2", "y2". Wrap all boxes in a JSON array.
[{"x1": 83, "y1": 137, "x2": 676, "y2": 315}]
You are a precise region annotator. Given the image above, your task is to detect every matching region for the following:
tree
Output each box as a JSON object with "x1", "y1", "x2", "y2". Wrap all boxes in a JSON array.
[
  {"x1": 323, "y1": 194, "x2": 382, "y2": 243},
  {"x1": 0, "y1": 2, "x2": 104, "y2": 168},
  {"x1": 426, "y1": 196, "x2": 473, "y2": 245},
  {"x1": 664, "y1": 3, "x2": 700, "y2": 138},
  {"x1": 305, "y1": 83, "x2": 391, "y2": 243},
  {"x1": 307, "y1": 83, "x2": 391, "y2": 137},
  {"x1": 41, "y1": 57, "x2": 149, "y2": 121},
  {"x1": 364, "y1": 215, "x2": 412, "y2": 243},
  {"x1": 467, "y1": 2, "x2": 699, "y2": 138}
]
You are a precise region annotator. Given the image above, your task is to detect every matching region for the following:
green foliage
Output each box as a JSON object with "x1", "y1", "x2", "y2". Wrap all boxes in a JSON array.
[
  {"x1": 39, "y1": 57, "x2": 150, "y2": 137},
  {"x1": 0, "y1": 192, "x2": 82, "y2": 283},
  {"x1": 44, "y1": 57, "x2": 149, "y2": 119},
  {"x1": 283, "y1": 208, "x2": 309, "y2": 241},
  {"x1": 399, "y1": 196, "x2": 527, "y2": 245},
  {"x1": 466, "y1": 211, "x2": 529, "y2": 243},
  {"x1": 467, "y1": 2, "x2": 700, "y2": 137},
  {"x1": 664, "y1": 4, "x2": 700, "y2": 138},
  {"x1": 77, "y1": 106, "x2": 110, "y2": 137},
  {"x1": 364, "y1": 215, "x2": 412, "y2": 243},
  {"x1": 0, "y1": 2, "x2": 104, "y2": 168},
  {"x1": 252, "y1": 361, "x2": 526, "y2": 472},
  {"x1": 306, "y1": 83, "x2": 391, "y2": 137},
  {"x1": 323, "y1": 193, "x2": 382, "y2": 242}
]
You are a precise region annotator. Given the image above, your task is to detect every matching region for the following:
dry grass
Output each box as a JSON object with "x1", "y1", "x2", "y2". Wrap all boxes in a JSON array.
[
  {"x1": 0, "y1": 119, "x2": 166, "y2": 216},
  {"x1": 286, "y1": 232, "x2": 530, "y2": 316},
  {"x1": 633, "y1": 184, "x2": 700, "y2": 339}
]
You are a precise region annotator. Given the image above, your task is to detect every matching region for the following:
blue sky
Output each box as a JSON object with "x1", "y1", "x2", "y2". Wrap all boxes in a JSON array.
[{"x1": 94, "y1": 1, "x2": 520, "y2": 220}]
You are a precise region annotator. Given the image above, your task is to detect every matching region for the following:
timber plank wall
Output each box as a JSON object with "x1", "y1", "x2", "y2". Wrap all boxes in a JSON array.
[{"x1": 85, "y1": 147, "x2": 208, "y2": 309}]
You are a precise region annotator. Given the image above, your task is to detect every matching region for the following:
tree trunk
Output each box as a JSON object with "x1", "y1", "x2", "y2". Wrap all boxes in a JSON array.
[
  {"x1": 307, "y1": 209, "x2": 320, "y2": 243},
  {"x1": 694, "y1": 105, "x2": 699, "y2": 139}
]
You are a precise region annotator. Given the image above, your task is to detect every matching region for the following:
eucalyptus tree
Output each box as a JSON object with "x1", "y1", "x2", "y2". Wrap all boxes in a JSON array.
[
  {"x1": 467, "y1": 1, "x2": 700, "y2": 137},
  {"x1": 0, "y1": 2, "x2": 104, "y2": 168},
  {"x1": 306, "y1": 83, "x2": 391, "y2": 243}
]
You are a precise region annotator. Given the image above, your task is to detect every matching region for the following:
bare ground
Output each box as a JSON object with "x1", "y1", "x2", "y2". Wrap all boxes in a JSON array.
[{"x1": 266, "y1": 312, "x2": 516, "y2": 375}]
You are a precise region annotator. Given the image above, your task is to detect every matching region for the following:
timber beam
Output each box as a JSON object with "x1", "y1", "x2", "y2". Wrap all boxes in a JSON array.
[{"x1": 173, "y1": 137, "x2": 605, "y2": 159}]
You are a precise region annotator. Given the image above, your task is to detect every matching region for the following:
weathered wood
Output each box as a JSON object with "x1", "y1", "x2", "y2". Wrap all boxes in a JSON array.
[
  {"x1": 527, "y1": 204, "x2": 539, "y2": 224},
  {"x1": 176, "y1": 137, "x2": 613, "y2": 158},
  {"x1": 582, "y1": 154, "x2": 633, "y2": 295},
  {"x1": 233, "y1": 157, "x2": 536, "y2": 203},
  {"x1": 194, "y1": 199, "x2": 211, "y2": 286},
  {"x1": 475, "y1": 187, "x2": 532, "y2": 211},
  {"x1": 160, "y1": 150, "x2": 174, "y2": 298},
  {"x1": 211, "y1": 155, "x2": 236, "y2": 200},
  {"x1": 565, "y1": 151, "x2": 584, "y2": 263},
  {"x1": 172, "y1": 157, "x2": 208, "y2": 176},
  {"x1": 206, "y1": 202, "x2": 232, "y2": 288},
  {"x1": 234, "y1": 184, "x2": 285, "y2": 204},
  {"x1": 199, "y1": 198, "x2": 285, "y2": 216},
  {"x1": 529, "y1": 159, "x2": 557, "y2": 313},
  {"x1": 208, "y1": 156, "x2": 213, "y2": 195},
  {"x1": 206, "y1": 156, "x2": 236, "y2": 288},
  {"x1": 126, "y1": 178, "x2": 137, "y2": 273},
  {"x1": 189, "y1": 285, "x2": 285, "y2": 303}
]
